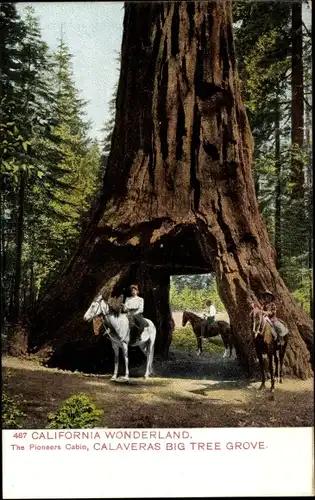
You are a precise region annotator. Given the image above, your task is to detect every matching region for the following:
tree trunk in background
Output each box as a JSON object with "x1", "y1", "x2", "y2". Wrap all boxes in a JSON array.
[
  {"x1": 135, "y1": 266, "x2": 174, "y2": 359},
  {"x1": 110, "y1": 264, "x2": 174, "y2": 359},
  {"x1": 291, "y1": 1, "x2": 304, "y2": 196},
  {"x1": 0, "y1": 186, "x2": 6, "y2": 334},
  {"x1": 16, "y1": 2, "x2": 313, "y2": 378},
  {"x1": 274, "y1": 93, "x2": 282, "y2": 271},
  {"x1": 12, "y1": 171, "x2": 26, "y2": 323},
  {"x1": 29, "y1": 260, "x2": 36, "y2": 308},
  {"x1": 305, "y1": 90, "x2": 313, "y2": 318}
]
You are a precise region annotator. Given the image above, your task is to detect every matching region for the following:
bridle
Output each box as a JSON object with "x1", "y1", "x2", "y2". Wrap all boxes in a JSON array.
[
  {"x1": 92, "y1": 297, "x2": 109, "y2": 318},
  {"x1": 92, "y1": 298, "x2": 112, "y2": 336},
  {"x1": 251, "y1": 308, "x2": 266, "y2": 339}
]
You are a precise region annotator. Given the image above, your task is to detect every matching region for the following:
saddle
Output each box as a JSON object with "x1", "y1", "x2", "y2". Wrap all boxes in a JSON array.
[
  {"x1": 203, "y1": 317, "x2": 216, "y2": 336},
  {"x1": 206, "y1": 317, "x2": 215, "y2": 325},
  {"x1": 127, "y1": 313, "x2": 149, "y2": 344},
  {"x1": 273, "y1": 319, "x2": 288, "y2": 336},
  {"x1": 264, "y1": 318, "x2": 288, "y2": 346}
]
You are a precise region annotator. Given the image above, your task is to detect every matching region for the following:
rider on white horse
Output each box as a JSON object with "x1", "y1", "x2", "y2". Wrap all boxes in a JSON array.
[
  {"x1": 84, "y1": 295, "x2": 156, "y2": 380},
  {"x1": 123, "y1": 285, "x2": 147, "y2": 341}
]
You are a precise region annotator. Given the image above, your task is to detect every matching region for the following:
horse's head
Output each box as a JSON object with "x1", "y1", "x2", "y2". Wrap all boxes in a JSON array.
[
  {"x1": 182, "y1": 311, "x2": 188, "y2": 327},
  {"x1": 84, "y1": 295, "x2": 108, "y2": 322}
]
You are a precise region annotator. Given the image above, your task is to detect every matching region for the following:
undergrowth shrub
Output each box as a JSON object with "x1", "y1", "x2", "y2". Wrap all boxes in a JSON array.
[
  {"x1": 2, "y1": 393, "x2": 26, "y2": 429},
  {"x1": 292, "y1": 287, "x2": 311, "y2": 314},
  {"x1": 47, "y1": 393, "x2": 104, "y2": 429},
  {"x1": 172, "y1": 326, "x2": 223, "y2": 354},
  {"x1": 170, "y1": 280, "x2": 225, "y2": 312}
]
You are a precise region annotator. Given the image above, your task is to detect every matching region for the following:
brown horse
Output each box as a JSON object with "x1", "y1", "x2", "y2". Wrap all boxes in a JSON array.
[
  {"x1": 182, "y1": 310, "x2": 234, "y2": 358},
  {"x1": 251, "y1": 308, "x2": 289, "y2": 393}
]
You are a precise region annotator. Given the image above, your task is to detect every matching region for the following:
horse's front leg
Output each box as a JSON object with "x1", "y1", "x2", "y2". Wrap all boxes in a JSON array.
[
  {"x1": 111, "y1": 343, "x2": 119, "y2": 381},
  {"x1": 121, "y1": 342, "x2": 129, "y2": 380},
  {"x1": 274, "y1": 351, "x2": 279, "y2": 383},
  {"x1": 197, "y1": 333, "x2": 203, "y2": 356},
  {"x1": 222, "y1": 338, "x2": 229, "y2": 360},
  {"x1": 257, "y1": 351, "x2": 266, "y2": 390},
  {"x1": 268, "y1": 353, "x2": 275, "y2": 393},
  {"x1": 279, "y1": 344, "x2": 286, "y2": 383},
  {"x1": 229, "y1": 341, "x2": 233, "y2": 358}
]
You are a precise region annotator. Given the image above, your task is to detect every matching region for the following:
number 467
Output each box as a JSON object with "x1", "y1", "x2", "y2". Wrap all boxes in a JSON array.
[{"x1": 13, "y1": 432, "x2": 27, "y2": 439}]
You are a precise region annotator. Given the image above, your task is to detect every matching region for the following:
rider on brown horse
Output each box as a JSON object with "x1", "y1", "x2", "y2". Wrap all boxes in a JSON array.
[
  {"x1": 201, "y1": 299, "x2": 216, "y2": 338},
  {"x1": 249, "y1": 291, "x2": 289, "y2": 392},
  {"x1": 260, "y1": 290, "x2": 288, "y2": 344}
]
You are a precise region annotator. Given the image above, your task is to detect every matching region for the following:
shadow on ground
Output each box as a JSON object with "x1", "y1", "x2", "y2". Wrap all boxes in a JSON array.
[
  {"x1": 2, "y1": 351, "x2": 313, "y2": 429},
  {"x1": 152, "y1": 348, "x2": 249, "y2": 382},
  {"x1": 106, "y1": 388, "x2": 314, "y2": 428}
]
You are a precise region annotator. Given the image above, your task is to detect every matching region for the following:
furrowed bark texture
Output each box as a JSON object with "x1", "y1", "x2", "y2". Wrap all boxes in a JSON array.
[
  {"x1": 17, "y1": 2, "x2": 312, "y2": 378},
  {"x1": 291, "y1": 1, "x2": 304, "y2": 197}
]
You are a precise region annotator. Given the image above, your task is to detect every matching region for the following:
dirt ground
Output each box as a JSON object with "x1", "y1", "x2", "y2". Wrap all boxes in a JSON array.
[{"x1": 2, "y1": 348, "x2": 313, "y2": 429}]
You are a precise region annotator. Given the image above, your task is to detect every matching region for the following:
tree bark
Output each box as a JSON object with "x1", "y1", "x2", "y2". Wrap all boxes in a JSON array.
[
  {"x1": 0, "y1": 185, "x2": 6, "y2": 334},
  {"x1": 291, "y1": 1, "x2": 304, "y2": 197},
  {"x1": 19, "y1": 2, "x2": 313, "y2": 378},
  {"x1": 305, "y1": 81, "x2": 313, "y2": 318},
  {"x1": 12, "y1": 171, "x2": 25, "y2": 323},
  {"x1": 274, "y1": 93, "x2": 282, "y2": 270},
  {"x1": 29, "y1": 260, "x2": 35, "y2": 307}
]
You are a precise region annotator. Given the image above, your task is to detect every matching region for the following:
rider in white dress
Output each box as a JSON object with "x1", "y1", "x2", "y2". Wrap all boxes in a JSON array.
[{"x1": 124, "y1": 285, "x2": 146, "y2": 338}]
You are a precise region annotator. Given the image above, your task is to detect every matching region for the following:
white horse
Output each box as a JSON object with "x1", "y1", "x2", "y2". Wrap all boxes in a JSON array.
[{"x1": 83, "y1": 296, "x2": 156, "y2": 381}]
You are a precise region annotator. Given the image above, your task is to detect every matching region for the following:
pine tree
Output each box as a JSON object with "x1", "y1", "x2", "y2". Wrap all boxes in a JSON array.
[
  {"x1": 233, "y1": 1, "x2": 312, "y2": 311},
  {"x1": 1, "y1": 6, "x2": 101, "y2": 324},
  {"x1": 100, "y1": 51, "x2": 120, "y2": 180},
  {"x1": 31, "y1": 38, "x2": 101, "y2": 295},
  {"x1": 100, "y1": 89, "x2": 116, "y2": 180},
  {"x1": 0, "y1": 4, "x2": 43, "y2": 324}
]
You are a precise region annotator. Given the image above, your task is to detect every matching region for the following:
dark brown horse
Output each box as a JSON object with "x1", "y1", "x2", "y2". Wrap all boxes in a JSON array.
[
  {"x1": 182, "y1": 310, "x2": 234, "y2": 358},
  {"x1": 251, "y1": 308, "x2": 289, "y2": 393}
]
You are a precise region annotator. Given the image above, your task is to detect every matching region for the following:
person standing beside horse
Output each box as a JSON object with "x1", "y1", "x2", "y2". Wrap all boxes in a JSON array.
[
  {"x1": 123, "y1": 285, "x2": 147, "y2": 342},
  {"x1": 201, "y1": 300, "x2": 217, "y2": 338}
]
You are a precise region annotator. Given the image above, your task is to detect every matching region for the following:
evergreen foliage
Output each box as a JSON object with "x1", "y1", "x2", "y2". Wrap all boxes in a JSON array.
[
  {"x1": 1, "y1": 4, "x2": 102, "y2": 330},
  {"x1": 2, "y1": 392, "x2": 26, "y2": 429},
  {"x1": 233, "y1": 0, "x2": 313, "y2": 312},
  {"x1": 99, "y1": 51, "x2": 120, "y2": 180},
  {"x1": 170, "y1": 277, "x2": 225, "y2": 312},
  {"x1": 47, "y1": 393, "x2": 104, "y2": 429}
]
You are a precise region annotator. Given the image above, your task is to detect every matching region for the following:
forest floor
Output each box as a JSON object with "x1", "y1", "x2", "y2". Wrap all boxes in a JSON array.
[{"x1": 2, "y1": 349, "x2": 313, "y2": 429}]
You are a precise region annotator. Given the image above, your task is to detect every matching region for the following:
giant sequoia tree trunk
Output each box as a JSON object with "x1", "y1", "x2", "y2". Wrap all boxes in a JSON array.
[{"x1": 17, "y1": 2, "x2": 313, "y2": 378}]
